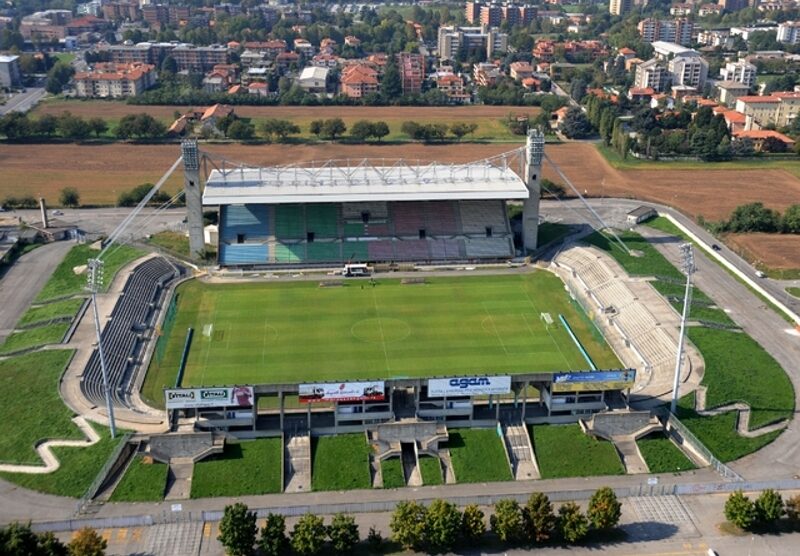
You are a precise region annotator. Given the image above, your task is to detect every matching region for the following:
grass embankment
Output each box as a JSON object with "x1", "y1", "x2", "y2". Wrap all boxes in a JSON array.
[
  {"x1": 595, "y1": 144, "x2": 800, "y2": 180},
  {"x1": 110, "y1": 456, "x2": 168, "y2": 502},
  {"x1": 0, "y1": 322, "x2": 71, "y2": 355},
  {"x1": 447, "y1": 429, "x2": 512, "y2": 483},
  {"x1": 312, "y1": 434, "x2": 371, "y2": 491},
  {"x1": 35, "y1": 244, "x2": 143, "y2": 302},
  {"x1": 637, "y1": 433, "x2": 696, "y2": 474},
  {"x1": 147, "y1": 231, "x2": 190, "y2": 257},
  {"x1": 18, "y1": 297, "x2": 85, "y2": 327},
  {"x1": 537, "y1": 222, "x2": 574, "y2": 247},
  {"x1": 531, "y1": 424, "x2": 624, "y2": 479},
  {"x1": 419, "y1": 456, "x2": 443, "y2": 486},
  {"x1": 380, "y1": 458, "x2": 405, "y2": 489},
  {"x1": 0, "y1": 350, "x2": 80, "y2": 465},
  {"x1": 789, "y1": 287, "x2": 800, "y2": 299},
  {"x1": 143, "y1": 273, "x2": 620, "y2": 401},
  {"x1": 191, "y1": 439, "x2": 282, "y2": 498}
]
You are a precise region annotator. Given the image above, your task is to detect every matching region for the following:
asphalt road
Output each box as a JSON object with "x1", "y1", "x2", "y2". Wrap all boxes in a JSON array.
[
  {"x1": 0, "y1": 87, "x2": 46, "y2": 115},
  {"x1": 13, "y1": 207, "x2": 186, "y2": 240},
  {"x1": 0, "y1": 241, "x2": 74, "y2": 342}
]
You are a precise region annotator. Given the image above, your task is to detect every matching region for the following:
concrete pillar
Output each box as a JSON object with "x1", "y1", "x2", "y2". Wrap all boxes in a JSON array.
[
  {"x1": 521, "y1": 381, "x2": 528, "y2": 422},
  {"x1": 522, "y1": 128, "x2": 544, "y2": 253},
  {"x1": 181, "y1": 139, "x2": 205, "y2": 259},
  {"x1": 252, "y1": 394, "x2": 257, "y2": 431},
  {"x1": 306, "y1": 403, "x2": 311, "y2": 432},
  {"x1": 279, "y1": 392, "x2": 284, "y2": 431}
]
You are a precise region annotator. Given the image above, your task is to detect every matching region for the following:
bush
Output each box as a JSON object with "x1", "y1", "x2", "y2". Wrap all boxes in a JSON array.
[
  {"x1": 217, "y1": 502, "x2": 257, "y2": 556},
  {"x1": 367, "y1": 526, "x2": 383, "y2": 551},
  {"x1": 425, "y1": 499, "x2": 462, "y2": 553},
  {"x1": 117, "y1": 183, "x2": 171, "y2": 207},
  {"x1": 724, "y1": 490, "x2": 757, "y2": 530},
  {"x1": 261, "y1": 119, "x2": 300, "y2": 142},
  {"x1": 258, "y1": 513, "x2": 288, "y2": 556},
  {"x1": 558, "y1": 502, "x2": 589, "y2": 543},
  {"x1": 68, "y1": 527, "x2": 106, "y2": 556},
  {"x1": 390, "y1": 500, "x2": 427, "y2": 551},
  {"x1": 785, "y1": 494, "x2": 800, "y2": 523},
  {"x1": 490, "y1": 499, "x2": 525, "y2": 545},
  {"x1": 724, "y1": 202, "x2": 781, "y2": 233},
  {"x1": 290, "y1": 513, "x2": 328, "y2": 556},
  {"x1": 0, "y1": 522, "x2": 68, "y2": 555},
  {"x1": 461, "y1": 504, "x2": 486, "y2": 544},
  {"x1": 754, "y1": 489, "x2": 784, "y2": 526},
  {"x1": 524, "y1": 492, "x2": 556, "y2": 543},
  {"x1": 59, "y1": 187, "x2": 80, "y2": 208},
  {"x1": 327, "y1": 513, "x2": 359, "y2": 554},
  {"x1": 587, "y1": 487, "x2": 622, "y2": 532}
]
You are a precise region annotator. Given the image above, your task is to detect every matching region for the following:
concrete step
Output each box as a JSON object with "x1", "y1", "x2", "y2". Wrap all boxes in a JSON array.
[
  {"x1": 284, "y1": 434, "x2": 311, "y2": 493},
  {"x1": 615, "y1": 438, "x2": 649, "y2": 475},
  {"x1": 164, "y1": 462, "x2": 193, "y2": 500}
]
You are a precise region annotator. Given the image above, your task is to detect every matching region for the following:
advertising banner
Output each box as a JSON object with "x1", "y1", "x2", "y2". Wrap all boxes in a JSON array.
[
  {"x1": 165, "y1": 386, "x2": 254, "y2": 409},
  {"x1": 551, "y1": 370, "x2": 636, "y2": 392},
  {"x1": 298, "y1": 381, "x2": 385, "y2": 403},
  {"x1": 427, "y1": 376, "x2": 512, "y2": 398}
]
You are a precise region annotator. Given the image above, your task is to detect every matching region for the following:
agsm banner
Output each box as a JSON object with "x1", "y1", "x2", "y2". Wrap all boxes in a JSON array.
[
  {"x1": 165, "y1": 386, "x2": 254, "y2": 409},
  {"x1": 428, "y1": 376, "x2": 511, "y2": 397},
  {"x1": 299, "y1": 381, "x2": 385, "y2": 403}
]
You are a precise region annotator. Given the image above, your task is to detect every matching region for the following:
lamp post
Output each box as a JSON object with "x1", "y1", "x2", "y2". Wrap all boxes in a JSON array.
[
  {"x1": 670, "y1": 243, "x2": 695, "y2": 416},
  {"x1": 86, "y1": 258, "x2": 117, "y2": 438}
]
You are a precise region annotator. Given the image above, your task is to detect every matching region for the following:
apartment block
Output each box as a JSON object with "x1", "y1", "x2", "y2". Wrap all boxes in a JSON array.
[
  {"x1": 720, "y1": 59, "x2": 756, "y2": 88},
  {"x1": 438, "y1": 25, "x2": 508, "y2": 61},
  {"x1": 397, "y1": 52, "x2": 425, "y2": 95},
  {"x1": 74, "y1": 62, "x2": 157, "y2": 98}
]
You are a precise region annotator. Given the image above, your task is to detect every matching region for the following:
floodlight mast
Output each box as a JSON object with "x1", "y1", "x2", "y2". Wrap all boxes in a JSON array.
[
  {"x1": 86, "y1": 258, "x2": 117, "y2": 438},
  {"x1": 670, "y1": 244, "x2": 695, "y2": 415}
]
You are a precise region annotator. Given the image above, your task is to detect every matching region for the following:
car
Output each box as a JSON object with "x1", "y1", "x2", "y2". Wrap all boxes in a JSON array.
[
  {"x1": 756, "y1": 270, "x2": 766, "y2": 278},
  {"x1": 51, "y1": 210, "x2": 63, "y2": 216},
  {"x1": 711, "y1": 244, "x2": 721, "y2": 251}
]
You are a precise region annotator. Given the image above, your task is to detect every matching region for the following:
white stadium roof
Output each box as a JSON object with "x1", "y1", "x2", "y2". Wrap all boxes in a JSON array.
[{"x1": 202, "y1": 160, "x2": 530, "y2": 205}]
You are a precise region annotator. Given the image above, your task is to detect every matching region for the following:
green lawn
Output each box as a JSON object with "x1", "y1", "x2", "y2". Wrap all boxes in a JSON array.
[
  {"x1": 18, "y1": 297, "x2": 85, "y2": 327},
  {"x1": 143, "y1": 272, "x2": 620, "y2": 399},
  {"x1": 788, "y1": 287, "x2": 800, "y2": 299},
  {"x1": 531, "y1": 424, "x2": 624, "y2": 479},
  {"x1": 191, "y1": 439, "x2": 282, "y2": 498},
  {"x1": 677, "y1": 394, "x2": 782, "y2": 463},
  {"x1": 147, "y1": 231, "x2": 190, "y2": 257},
  {"x1": 585, "y1": 230, "x2": 683, "y2": 280},
  {"x1": 312, "y1": 434, "x2": 371, "y2": 491},
  {"x1": 538, "y1": 222, "x2": 574, "y2": 247},
  {"x1": 642, "y1": 215, "x2": 685, "y2": 238},
  {"x1": 637, "y1": 433, "x2": 696, "y2": 474},
  {"x1": 688, "y1": 327, "x2": 794, "y2": 429},
  {"x1": 419, "y1": 456, "x2": 443, "y2": 486},
  {"x1": 381, "y1": 458, "x2": 405, "y2": 489},
  {"x1": 0, "y1": 425, "x2": 121, "y2": 498},
  {"x1": 0, "y1": 350, "x2": 81, "y2": 465},
  {"x1": 447, "y1": 429, "x2": 512, "y2": 484},
  {"x1": 35, "y1": 244, "x2": 143, "y2": 302},
  {"x1": 0, "y1": 322, "x2": 70, "y2": 354},
  {"x1": 110, "y1": 456, "x2": 168, "y2": 502}
]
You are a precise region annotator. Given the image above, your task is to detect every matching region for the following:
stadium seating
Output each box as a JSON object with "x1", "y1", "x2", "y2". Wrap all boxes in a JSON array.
[
  {"x1": 81, "y1": 257, "x2": 182, "y2": 410},
  {"x1": 220, "y1": 243, "x2": 269, "y2": 265},
  {"x1": 342, "y1": 202, "x2": 388, "y2": 220},
  {"x1": 275, "y1": 205, "x2": 305, "y2": 239},
  {"x1": 459, "y1": 201, "x2": 508, "y2": 235},
  {"x1": 395, "y1": 239, "x2": 430, "y2": 260},
  {"x1": 425, "y1": 201, "x2": 459, "y2": 235},
  {"x1": 305, "y1": 204, "x2": 339, "y2": 238},
  {"x1": 220, "y1": 204, "x2": 270, "y2": 242},
  {"x1": 392, "y1": 202, "x2": 427, "y2": 235},
  {"x1": 306, "y1": 241, "x2": 342, "y2": 262},
  {"x1": 465, "y1": 237, "x2": 513, "y2": 258},
  {"x1": 343, "y1": 241, "x2": 369, "y2": 261},
  {"x1": 274, "y1": 242, "x2": 305, "y2": 263},
  {"x1": 368, "y1": 240, "x2": 395, "y2": 261},
  {"x1": 430, "y1": 239, "x2": 463, "y2": 259}
]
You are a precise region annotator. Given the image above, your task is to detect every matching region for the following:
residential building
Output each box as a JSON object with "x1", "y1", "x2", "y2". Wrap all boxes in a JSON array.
[
  {"x1": 297, "y1": 66, "x2": 329, "y2": 93},
  {"x1": 720, "y1": 60, "x2": 756, "y2": 88},
  {"x1": 509, "y1": 61, "x2": 533, "y2": 81},
  {"x1": 670, "y1": 3, "x2": 694, "y2": 16},
  {"x1": 634, "y1": 59, "x2": 669, "y2": 92},
  {"x1": 473, "y1": 62, "x2": 503, "y2": 87},
  {"x1": 777, "y1": 21, "x2": 800, "y2": 45},
  {"x1": 718, "y1": 0, "x2": 750, "y2": 12},
  {"x1": 465, "y1": 2, "x2": 536, "y2": 26},
  {"x1": 171, "y1": 44, "x2": 229, "y2": 73},
  {"x1": 311, "y1": 53, "x2": 341, "y2": 68},
  {"x1": 465, "y1": 1, "x2": 482, "y2": 23},
  {"x1": 344, "y1": 36, "x2": 361, "y2": 47},
  {"x1": 696, "y1": 29, "x2": 732, "y2": 48},
  {"x1": 74, "y1": 62, "x2": 157, "y2": 98},
  {"x1": 716, "y1": 80, "x2": 751, "y2": 105},
  {"x1": 735, "y1": 94, "x2": 793, "y2": 128},
  {"x1": 733, "y1": 129, "x2": 795, "y2": 151},
  {"x1": 397, "y1": 52, "x2": 425, "y2": 95},
  {"x1": 609, "y1": 0, "x2": 633, "y2": 16},
  {"x1": 293, "y1": 38, "x2": 315, "y2": 57},
  {"x1": 340, "y1": 64, "x2": 379, "y2": 98},
  {"x1": 437, "y1": 25, "x2": 508, "y2": 61},
  {"x1": 533, "y1": 40, "x2": 556, "y2": 62},
  {"x1": 243, "y1": 40, "x2": 287, "y2": 59},
  {"x1": 638, "y1": 18, "x2": 693, "y2": 45},
  {"x1": 434, "y1": 72, "x2": 471, "y2": 104},
  {"x1": 668, "y1": 52, "x2": 708, "y2": 90},
  {"x1": 20, "y1": 10, "x2": 72, "y2": 41},
  {"x1": 698, "y1": 4, "x2": 722, "y2": 16},
  {"x1": 0, "y1": 55, "x2": 22, "y2": 89},
  {"x1": 480, "y1": 4, "x2": 503, "y2": 27},
  {"x1": 142, "y1": 4, "x2": 169, "y2": 28}
]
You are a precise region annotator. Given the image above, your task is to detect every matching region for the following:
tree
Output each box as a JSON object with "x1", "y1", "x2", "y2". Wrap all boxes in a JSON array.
[
  {"x1": 67, "y1": 527, "x2": 106, "y2": 556},
  {"x1": 401, "y1": 121, "x2": 421, "y2": 139},
  {"x1": 372, "y1": 121, "x2": 390, "y2": 142},
  {"x1": 390, "y1": 500, "x2": 427, "y2": 551},
  {"x1": 560, "y1": 107, "x2": 594, "y2": 139},
  {"x1": 36, "y1": 114, "x2": 59, "y2": 137},
  {"x1": 258, "y1": 514, "x2": 288, "y2": 556},
  {"x1": 761, "y1": 135, "x2": 788, "y2": 153},
  {"x1": 490, "y1": 499, "x2": 525, "y2": 545},
  {"x1": 57, "y1": 113, "x2": 91, "y2": 141},
  {"x1": 290, "y1": 513, "x2": 327, "y2": 556},
  {"x1": 450, "y1": 122, "x2": 478, "y2": 141},
  {"x1": 1, "y1": 522, "x2": 42, "y2": 556},
  {"x1": 161, "y1": 56, "x2": 178, "y2": 75},
  {"x1": 587, "y1": 487, "x2": 622, "y2": 532},
  {"x1": 321, "y1": 118, "x2": 346, "y2": 140},
  {"x1": 725, "y1": 202, "x2": 781, "y2": 233},
  {"x1": 461, "y1": 504, "x2": 486, "y2": 545},
  {"x1": 38, "y1": 532, "x2": 68, "y2": 556},
  {"x1": 227, "y1": 120, "x2": 255, "y2": 140},
  {"x1": 381, "y1": 56, "x2": 402, "y2": 100},
  {"x1": 754, "y1": 489, "x2": 784, "y2": 526},
  {"x1": 217, "y1": 502, "x2": 257, "y2": 556},
  {"x1": 309, "y1": 119, "x2": 323, "y2": 138},
  {"x1": 59, "y1": 187, "x2": 80, "y2": 208},
  {"x1": 116, "y1": 114, "x2": 166, "y2": 140},
  {"x1": 724, "y1": 490, "x2": 757, "y2": 530},
  {"x1": 87, "y1": 118, "x2": 108, "y2": 138},
  {"x1": 785, "y1": 494, "x2": 800, "y2": 523},
  {"x1": 557, "y1": 502, "x2": 589, "y2": 544},
  {"x1": 425, "y1": 499, "x2": 462, "y2": 553},
  {"x1": 327, "y1": 513, "x2": 359, "y2": 554},
  {"x1": 367, "y1": 527, "x2": 383, "y2": 551},
  {"x1": 0, "y1": 113, "x2": 32, "y2": 140},
  {"x1": 260, "y1": 119, "x2": 299, "y2": 142},
  {"x1": 349, "y1": 119, "x2": 374, "y2": 142},
  {"x1": 45, "y1": 62, "x2": 74, "y2": 95},
  {"x1": 524, "y1": 492, "x2": 556, "y2": 543},
  {"x1": 782, "y1": 204, "x2": 800, "y2": 233}
]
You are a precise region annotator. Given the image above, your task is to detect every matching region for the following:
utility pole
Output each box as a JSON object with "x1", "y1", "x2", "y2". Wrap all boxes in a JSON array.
[
  {"x1": 87, "y1": 258, "x2": 117, "y2": 438},
  {"x1": 670, "y1": 244, "x2": 695, "y2": 415}
]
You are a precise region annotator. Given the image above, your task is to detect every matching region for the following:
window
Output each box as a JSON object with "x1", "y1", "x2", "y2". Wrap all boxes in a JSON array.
[
  {"x1": 485, "y1": 226, "x2": 493, "y2": 238},
  {"x1": 307, "y1": 232, "x2": 315, "y2": 243},
  {"x1": 418, "y1": 229, "x2": 426, "y2": 239},
  {"x1": 236, "y1": 234, "x2": 244, "y2": 244},
  {"x1": 361, "y1": 211, "x2": 370, "y2": 223}
]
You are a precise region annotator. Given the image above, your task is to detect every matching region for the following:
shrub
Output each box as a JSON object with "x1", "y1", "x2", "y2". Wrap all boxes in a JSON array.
[
  {"x1": 754, "y1": 489, "x2": 784, "y2": 526},
  {"x1": 59, "y1": 187, "x2": 80, "y2": 208},
  {"x1": 258, "y1": 513, "x2": 288, "y2": 556},
  {"x1": 558, "y1": 502, "x2": 589, "y2": 543},
  {"x1": 425, "y1": 499, "x2": 462, "y2": 553},
  {"x1": 461, "y1": 504, "x2": 486, "y2": 544},
  {"x1": 785, "y1": 494, "x2": 800, "y2": 523},
  {"x1": 524, "y1": 492, "x2": 556, "y2": 543},
  {"x1": 67, "y1": 527, "x2": 106, "y2": 556},
  {"x1": 327, "y1": 513, "x2": 359, "y2": 554},
  {"x1": 490, "y1": 499, "x2": 525, "y2": 545},
  {"x1": 587, "y1": 487, "x2": 622, "y2": 532},
  {"x1": 724, "y1": 490, "x2": 757, "y2": 530},
  {"x1": 367, "y1": 526, "x2": 383, "y2": 551},
  {"x1": 217, "y1": 502, "x2": 257, "y2": 556},
  {"x1": 290, "y1": 513, "x2": 327, "y2": 556},
  {"x1": 390, "y1": 500, "x2": 427, "y2": 550}
]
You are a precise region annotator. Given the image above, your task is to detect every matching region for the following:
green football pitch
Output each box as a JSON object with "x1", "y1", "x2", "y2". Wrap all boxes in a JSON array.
[{"x1": 144, "y1": 271, "x2": 620, "y2": 394}]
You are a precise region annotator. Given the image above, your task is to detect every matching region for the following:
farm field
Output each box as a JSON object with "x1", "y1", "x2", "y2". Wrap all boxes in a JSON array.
[
  {"x1": 531, "y1": 424, "x2": 624, "y2": 479},
  {"x1": 724, "y1": 233, "x2": 800, "y2": 274},
  {"x1": 142, "y1": 272, "x2": 620, "y2": 400},
  {"x1": 447, "y1": 429, "x2": 512, "y2": 483},
  {"x1": 636, "y1": 433, "x2": 696, "y2": 474},
  {"x1": 190, "y1": 439, "x2": 282, "y2": 498},
  {"x1": 311, "y1": 434, "x2": 371, "y2": 491}
]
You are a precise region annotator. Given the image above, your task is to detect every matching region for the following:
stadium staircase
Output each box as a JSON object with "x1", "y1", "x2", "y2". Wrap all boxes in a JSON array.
[
  {"x1": 582, "y1": 410, "x2": 665, "y2": 475},
  {"x1": 501, "y1": 423, "x2": 540, "y2": 480},
  {"x1": 284, "y1": 431, "x2": 311, "y2": 493}
]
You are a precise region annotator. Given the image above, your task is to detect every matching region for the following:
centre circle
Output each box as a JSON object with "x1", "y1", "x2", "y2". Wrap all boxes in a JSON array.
[{"x1": 351, "y1": 318, "x2": 411, "y2": 344}]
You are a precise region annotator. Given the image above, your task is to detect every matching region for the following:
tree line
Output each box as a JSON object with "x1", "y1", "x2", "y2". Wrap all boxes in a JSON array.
[
  {"x1": 707, "y1": 202, "x2": 800, "y2": 234},
  {"x1": 0, "y1": 112, "x2": 165, "y2": 142},
  {"x1": 216, "y1": 487, "x2": 622, "y2": 555},
  {"x1": 724, "y1": 489, "x2": 800, "y2": 532},
  {"x1": 0, "y1": 522, "x2": 107, "y2": 556}
]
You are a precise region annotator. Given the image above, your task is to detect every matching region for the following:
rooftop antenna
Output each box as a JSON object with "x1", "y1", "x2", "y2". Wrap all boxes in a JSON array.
[{"x1": 671, "y1": 243, "x2": 695, "y2": 415}]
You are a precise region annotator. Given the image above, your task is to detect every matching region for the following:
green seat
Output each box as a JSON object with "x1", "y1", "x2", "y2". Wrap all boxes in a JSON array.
[
  {"x1": 275, "y1": 205, "x2": 305, "y2": 239},
  {"x1": 306, "y1": 204, "x2": 338, "y2": 238},
  {"x1": 306, "y1": 242, "x2": 341, "y2": 262},
  {"x1": 343, "y1": 222, "x2": 365, "y2": 236},
  {"x1": 342, "y1": 241, "x2": 369, "y2": 261},
  {"x1": 274, "y1": 242, "x2": 305, "y2": 262}
]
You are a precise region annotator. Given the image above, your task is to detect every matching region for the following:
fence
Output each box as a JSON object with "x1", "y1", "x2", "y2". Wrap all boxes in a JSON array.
[{"x1": 75, "y1": 432, "x2": 133, "y2": 514}]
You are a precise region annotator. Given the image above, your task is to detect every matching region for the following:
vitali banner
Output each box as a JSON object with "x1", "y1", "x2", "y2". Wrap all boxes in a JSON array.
[
  {"x1": 298, "y1": 381, "x2": 385, "y2": 403},
  {"x1": 551, "y1": 370, "x2": 636, "y2": 392},
  {"x1": 427, "y1": 376, "x2": 512, "y2": 397},
  {"x1": 165, "y1": 386, "x2": 254, "y2": 409}
]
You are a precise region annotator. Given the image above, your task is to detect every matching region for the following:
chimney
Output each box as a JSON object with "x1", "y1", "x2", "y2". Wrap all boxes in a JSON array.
[{"x1": 39, "y1": 198, "x2": 49, "y2": 229}]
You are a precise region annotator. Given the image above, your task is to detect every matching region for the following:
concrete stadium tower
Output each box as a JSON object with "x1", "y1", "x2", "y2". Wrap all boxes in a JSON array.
[
  {"x1": 182, "y1": 139, "x2": 205, "y2": 259},
  {"x1": 522, "y1": 128, "x2": 544, "y2": 252}
]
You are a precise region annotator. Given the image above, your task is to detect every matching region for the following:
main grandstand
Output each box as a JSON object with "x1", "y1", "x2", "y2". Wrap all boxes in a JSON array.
[{"x1": 192, "y1": 133, "x2": 544, "y2": 266}]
